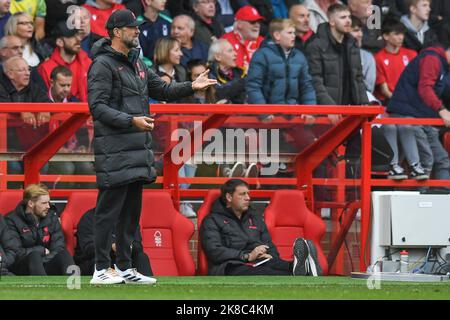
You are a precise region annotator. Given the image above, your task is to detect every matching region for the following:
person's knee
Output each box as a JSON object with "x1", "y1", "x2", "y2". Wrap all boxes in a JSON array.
[{"x1": 28, "y1": 251, "x2": 44, "y2": 264}]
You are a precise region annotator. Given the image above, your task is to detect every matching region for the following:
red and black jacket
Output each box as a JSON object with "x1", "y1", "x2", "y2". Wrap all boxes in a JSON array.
[{"x1": 5, "y1": 202, "x2": 66, "y2": 263}]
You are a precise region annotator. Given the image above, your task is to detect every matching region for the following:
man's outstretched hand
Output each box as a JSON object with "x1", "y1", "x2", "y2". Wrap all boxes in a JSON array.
[
  {"x1": 132, "y1": 116, "x2": 154, "y2": 131},
  {"x1": 192, "y1": 69, "x2": 217, "y2": 91}
]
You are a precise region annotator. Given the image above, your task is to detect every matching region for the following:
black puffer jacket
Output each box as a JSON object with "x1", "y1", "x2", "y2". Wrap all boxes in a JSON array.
[
  {"x1": 0, "y1": 215, "x2": 19, "y2": 273},
  {"x1": 305, "y1": 23, "x2": 368, "y2": 105},
  {"x1": 88, "y1": 39, "x2": 194, "y2": 189},
  {"x1": 200, "y1": 198, "x2": 279, "y2": 276},
  {"x1": 5, "y1": 202, "x2": 66, "y2": 263}
]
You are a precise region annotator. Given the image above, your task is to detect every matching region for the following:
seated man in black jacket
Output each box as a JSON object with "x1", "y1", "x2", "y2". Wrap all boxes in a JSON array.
[
  {"x1": 6, "y1": 184, "x2": 75, "y2": 275},
  {"x1": 0, "y1": 214, "x2": 19, "y2": 275},
  {"x1": 74, "y1": 208, "x2": 153, "y2": 276},
  {"x1": 200, "y1": 179, "x2": 321, "y2": 276}
]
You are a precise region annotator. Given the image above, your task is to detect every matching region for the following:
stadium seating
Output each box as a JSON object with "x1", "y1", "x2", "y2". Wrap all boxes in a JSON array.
[
  {"x1": 60, "y1": 191, "x2": 98, "y2": 256},
  {"x1": 140, "y1": 191, "x2": 196, "y2": 276},
  {"x1": 265, "y1": 190, "x2": 328, "y2": 275},
  {"x1": 196, "y1": 189, "x2": 221, "y2": 275},
  {"x1": 0, "y1": 190, "x2": 23, "y2": 215}
]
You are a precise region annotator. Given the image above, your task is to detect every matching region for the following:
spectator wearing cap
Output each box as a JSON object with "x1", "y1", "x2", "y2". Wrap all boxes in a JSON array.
[
  {"x1": 221, "y1": 5, "x2": 264, "y2": 73},
  {"x1": 138, "y1": 0, "x2": 172, "y2": 67},
  {"x1": 0, "y1": 0, "x2": 11, "y2": 39},
  {"x1": 191, "y1": 0, "x2": 225, "y2": 45},
  {"x1": 38, "y1": 21, "x2": 92, "y2": 102},
  {"x1": 87, "y1": 9, "x2": 215, "y2": 284},
  {"x1": 83, "y1": 0, "x2": 126, "y2": 38},
  {"x1": 289, "y1": 4, "x2": 314, "y2": 52},
  {"x1": 171, "y1": 14, "x2": 209, "y2": 68}
]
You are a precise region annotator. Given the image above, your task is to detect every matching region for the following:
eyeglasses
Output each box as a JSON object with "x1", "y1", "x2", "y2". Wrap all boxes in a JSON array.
[
  {"x1": 197, "y1": 0, "x2": 216, "y2": 4},
  {"x1": 6, "y1": 45, "x2": 25, "y2": 51},
  {"x1": 10, "y1": 67, "x2": 31, "y2": 73},
  {"x1": 17, "y1": 21, "x2": 33, "y2": 26}
]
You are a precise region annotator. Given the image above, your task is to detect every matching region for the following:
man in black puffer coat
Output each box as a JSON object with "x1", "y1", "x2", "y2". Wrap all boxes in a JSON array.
[
  {"x1": 6, "y1": 184, "x2": 74, "y2": 275},
  {"x1": 200, "y1": 179, "x2": 322, "y2": 276},
  {"x1": 0, "y1": 214, "x2": 19, "y2": 275},
  {"x1": 88, "y1": 10, "x2": 216, "y2": 284}
]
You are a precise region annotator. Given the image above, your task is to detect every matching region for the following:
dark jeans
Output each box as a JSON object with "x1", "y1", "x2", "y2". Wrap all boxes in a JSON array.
[
  {"x1": 11, "y1": 250, "x2": 75, "y2": 275},
  {"x1": 78, "y1": 250, "x2": 153, "y2": 276},
  {"x1": 225, "y1": 259, "x2": 293, "y2": 276},
  {"x1": 94, "y1": 181, "x2": 143, "y2": 270}
]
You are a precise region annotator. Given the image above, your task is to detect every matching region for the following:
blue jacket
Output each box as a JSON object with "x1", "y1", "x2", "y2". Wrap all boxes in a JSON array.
[
  {"x1": 388, "y1": 47, "x2": 449, "y2": 118},
  {"x1": 246, "y1": 42, "x2": 316, "y2": 105}
]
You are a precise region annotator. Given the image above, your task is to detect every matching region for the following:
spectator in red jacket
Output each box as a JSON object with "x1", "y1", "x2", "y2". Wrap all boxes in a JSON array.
[
  {"x1": 38, "y1": 21, "x2": 92, "y2": 102},
  {"x1": 221, "y1": 5, "x2": 264, "y2": 73}
]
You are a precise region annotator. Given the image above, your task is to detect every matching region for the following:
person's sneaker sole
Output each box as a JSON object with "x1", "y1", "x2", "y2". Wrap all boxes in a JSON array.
[
  {"x1": 411, "y1": 174, "x2": 430, "y2": 181},
  {"x1": 123, "y1": 278, "x2": 157, "y2": 285},
  {"x1": 90, "y1": 278, "x2": 125, "y2": 285},
  {"x1": 292, "y1": 238, "x2": 309, "y2": 276},
  {"x1": 387, "y1": 174, "x2": 408, "y2": 180},
  {"x1": 305, "y1": 240, "x2": 322, "y2": 276}
]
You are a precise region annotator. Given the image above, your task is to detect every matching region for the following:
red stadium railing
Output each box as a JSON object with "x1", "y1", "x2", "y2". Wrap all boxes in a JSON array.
[{"x1": 1, "y1": 103, "x2": 448, "y2": 273}]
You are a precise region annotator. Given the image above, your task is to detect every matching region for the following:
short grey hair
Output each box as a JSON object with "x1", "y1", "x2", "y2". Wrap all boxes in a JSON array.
[
  {"x1": 4, "y1": 56, "x2": 27, "y2": 72},
  {"x1": 208, "y1": 39, "x2": 229, "y2": 62},
  {"x1": 0, "y1": 37, "x2": 8, "y2": 50},
  {"x1": 173, "y1": 14, "x2": 195, "y2": 32}
]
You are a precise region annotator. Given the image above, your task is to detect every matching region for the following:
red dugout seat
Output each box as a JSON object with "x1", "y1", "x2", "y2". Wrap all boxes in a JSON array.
[
  {"x1": 60, "y1": 191, "x2": 98, "y2": 256},
  {"x1": 0, "y1": 190, "x2": 23, "y2": 215},
  {"x1": 140, "y1": 191, "x2": 195, "y2": 276},
  {"x1": 264, "y1": 190, "x2": 328, "y2": 275},
  {"x1": 196, "y1": 189, "x2": 221, "y2": 275}
]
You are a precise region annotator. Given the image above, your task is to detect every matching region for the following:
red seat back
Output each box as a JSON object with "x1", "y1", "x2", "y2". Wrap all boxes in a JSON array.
[
  {"x1": 265, "y1": 190, "x2": 328, "y2": 275},
  {"x1": 0, "y1": 190, "x2": 23, "y2": 215},
  {"x1": 444, "y1": 132, "x2": 450, "y2": 157},
  {"x1": 196, "y1": 189, "x2": 221, "y2": 275},
  {"x1": 60, "y1": 191, "x2": 98, "y2": 256},
  {"x1": 140, "y1": 191, "x2": 195, "y2": 276}
]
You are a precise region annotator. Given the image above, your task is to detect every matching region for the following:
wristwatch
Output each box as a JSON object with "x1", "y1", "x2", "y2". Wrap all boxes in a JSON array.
[{"x1": 240, "y1": 252, "x2": 250, "y2": 262}]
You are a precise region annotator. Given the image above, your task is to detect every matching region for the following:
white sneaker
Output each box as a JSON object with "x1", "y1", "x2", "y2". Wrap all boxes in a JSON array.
[
  {"x1": 90, "y1": 267, "x2": 125, "y2": 285},
  {"x1": 180, "y1": 203, "x2": 197, "y2": 218},
  {"x1": 114, "y1": 265, "x2": 157, "y2": 285}
]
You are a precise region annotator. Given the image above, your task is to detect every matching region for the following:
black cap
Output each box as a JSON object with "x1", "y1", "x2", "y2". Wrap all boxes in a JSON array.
[
  {"x1": 53, "y1": 20, "x2": 80, "y2": 38},
  {"x1": 106, "y1": 9, "x2": 143, "y2": 30}
]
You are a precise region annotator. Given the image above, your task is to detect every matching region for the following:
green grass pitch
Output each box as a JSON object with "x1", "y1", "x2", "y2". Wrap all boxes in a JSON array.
[{"x1": 0, "y1": 276, "x2": 449, "y2": 300}]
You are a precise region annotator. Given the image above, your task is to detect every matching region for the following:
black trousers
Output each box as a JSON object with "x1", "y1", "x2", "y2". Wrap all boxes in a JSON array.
[
  {"x1": 94, "y1": 181, "x2": 143, "y2": 270},
  {"x1": 11, "y1": 250, "x2": 74, "y2": 275},
  {"x1": 225, "y1": 259, "x2": 293, "y2": 276},
  {"x1": 78, "y1": 250, "x2": 153, "y2": 276}
]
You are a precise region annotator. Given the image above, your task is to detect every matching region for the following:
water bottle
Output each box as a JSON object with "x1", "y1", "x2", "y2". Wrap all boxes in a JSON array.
[{"x1": 400, "y1": 250, "x2": 409, "y2": 273}]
